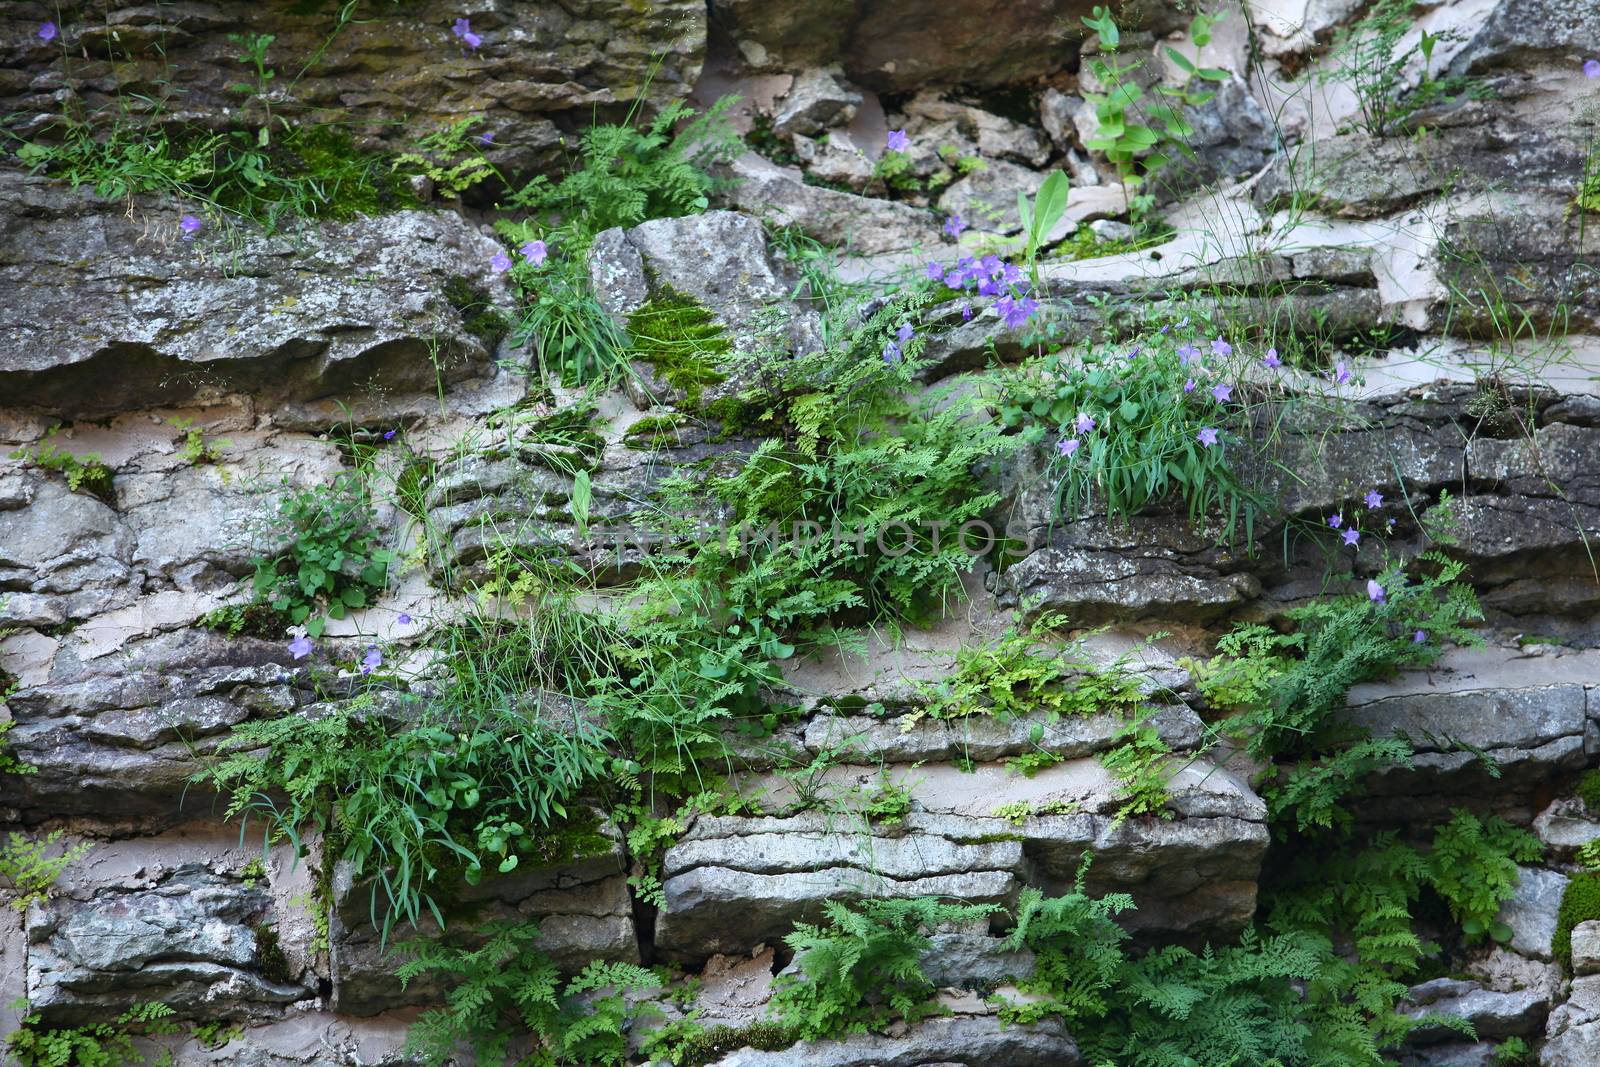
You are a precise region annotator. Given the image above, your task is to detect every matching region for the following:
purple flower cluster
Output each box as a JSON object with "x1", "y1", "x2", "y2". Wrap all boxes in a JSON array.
[
  {"x1": 927, "y1": 253, "x2": 1043, "y2": 332},
  {"x1": 1585, "y1": 59, "x2": 1600, "y2": 79},
  {"x1": 886, "y1": 129, "x2": 910, "y2": 152},
  {"x1": 38, "y1": 21, "x2": 58, "y2": 42},
  {"x1": 452, "y1": 17, "x2": 482, "y2": 50}
]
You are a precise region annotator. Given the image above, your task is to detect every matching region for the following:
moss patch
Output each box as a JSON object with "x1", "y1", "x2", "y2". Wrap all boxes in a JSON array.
[
  {"x1": 253, "y1": 924, "x2": 293, "y2": 984},
  {"x1": 624, "y1": 412, "x2": 690, "y2": 449},
  {"x1": 627, "y1": 290, "x2": 730, "y2": 408},
  {"x1": 444, "y1": 276, "x2": 512, "y2": 349},
  {"x1": 1554, "y1": 871, "x2": 1600, "y2": 970},
  {"x1": 1576, "y1": 770, "x2": 1600, "y2": 813}
]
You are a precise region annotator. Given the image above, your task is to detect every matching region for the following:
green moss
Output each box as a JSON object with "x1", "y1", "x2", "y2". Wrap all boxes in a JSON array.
[
  {"x1": 703, "y1": 394, "x2": 776, "y2": 442},
  {"x1": 253, "y1": 924, "x2": 292, "y2": 984},
  {"x1": 624, "y1": 413, "x2": 690, "y2": 449},
  {"x1": 444, "y1": 276, "x2": 512, "y2": 349},
  {"x1": 655, "y1": 1020, "x2": 799, "y2": 1066},
  {"x1": 1554, "y1": 871, "x2": 1600, "y2": 970},
  {"x1": 628, "y1": 290, "x2": 729, "y2": 409},
  {"x1": 1578, "y1": 771, "x2": 1600, "y2": 814}
]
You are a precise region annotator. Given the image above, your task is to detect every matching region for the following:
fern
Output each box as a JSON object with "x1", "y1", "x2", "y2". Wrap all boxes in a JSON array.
[
  {"x1": 771, "y1": 897, "x2": 1000, "y2": 1039},
  {"x1": 399, "y1": 921, "x2": 660, "y2": 1067}
]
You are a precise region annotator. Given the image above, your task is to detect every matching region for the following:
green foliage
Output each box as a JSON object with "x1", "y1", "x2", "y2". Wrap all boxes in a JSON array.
[
  {"x1": 1576, "y1": 769, "x2": 1600, "y2": 812},
  {"x1": 504, "y1": 96, "x2": 741, "y2": 256},
  {"x1": 391, "y1": 118, "x2": 495, "y2": 199},
  {"x1": 1493, "y1": 1036, "x2": 1534, "y2": 1066},
  {"x1": 999, "y1": 329, "x2": 1261, "y2": 535},
  {"x1": 397, "y1": 921, "x2": 660, "y2": 1067},
  {"x1": 1554, "y1": 872, "x2": 1600, "y2": 970},
  {"x1": 1430, "y1": 810, "x2": 1542, "y2": 936},
  {"x1": 1001, "y1": 877, "x2": 1134, "y2": 1024},
  {"x1": 1319, "y1": 0, "x2": 1488, "y2": 137},
  {"x1": 169, "y1": 417, "x2": 228, "y2": 465},
  {"x1": 1077, "y1": 7, "x2": 1229, "y2": 216},
  {"x1": 10, "y1": 429, "x2": 115, "y2": 504},
  {"x1": 250, "y1": 473, "x2": 393, "y2": 637},
  {"x1": 771, "y1": 897, "x2": 1000, "y2": 1039},
  {"x1": 5, "y1": 1002, "x2": 178, "y2": 1067},
  {"x1": 0, "y1": 831, "x2": 92, "y2": 911},
  {"x1": 858, "y1": 770, "x2": 914, "y2": 825},
  {"x1": 1, "y1": 718, "x2": 36, "y2": 777},
  {"x1": 642, "y1": 1018, "x2": 799, "y2": 1066},
  {"x1": 194, "y1": 692, "x2": 611, "y2": 941},
  {"x1": 1098, "y1": 714, "x2": 1175, "y2": 821},
  {"x1": 1207, "y1": 553, "x2": 1482, "y2": 765},
  {"x1": 627, "y1": 292, "x2": 731, "y2": 408},
  {"x1": 1016, "y1": 170, "x2": 1071, "y2": 285},
  {"x1": 910, "y1": 612, "x2": 1145, "y2": 726}
]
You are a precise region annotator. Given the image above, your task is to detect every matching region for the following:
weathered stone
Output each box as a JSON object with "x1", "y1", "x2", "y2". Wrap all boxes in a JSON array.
[
  {"x1": 703, "y1": 1012, "x2": 1079, "y2": 1067},
  {"x1": 902, "y1": 93, "x2": 1052, "y2": 168},
  {"x1": 0, "y1": 1, "x2": 705, "y2": 174},
  {"x1": 589, "y1": 209, "x2": 818, "y2": 365},
  {"x1": 1434, "y1": 194, "x2": 1600, "y2": 336},
  {"x1": 0, "y1": 173, "x2": 521, "y2": 420},
  {"x1": 1572, "y1": 921, "x2": 1600, "y2": 977},
  {"x1": 937, "y1": 160, "x2": 1044, "y2": 235},
  {"x1": 4, "y1": 628, "x2": 310, "y2": 821},
  {"x1": 1495, "y1": 867, "x2": 1570, "y2": 963},
  {"x1": 27, "y1": 863, "x2": 310, "y2": 1024},
  {"x1": 1450, "y1": 0, "x2": 1600, "y2": 74},
  {"x1": 1343, "y1": 645, "x2": 1599, "y2": 825},
  {"x1": 1533, "y1": 798, "x2": 1600, "y2": 862},
  {"x1": 772, "y1": 68, "x2": 862, "y2": 137},
  {"x1": 1543, "y1": 973, "x2": 1600, "y2": 1066},
  {"x1": 794, "y1": 133, "x2": 877, "y2": 192},
  {"x1": 1401, "y1": 977, "x2": 1549, "y2": 1043},
  {"x1": 720, "y1": 153, "x2": 940, "y2": 254},
  {"x1": 1255, "y1": 115, "x2": 1587, "y2": 219}
]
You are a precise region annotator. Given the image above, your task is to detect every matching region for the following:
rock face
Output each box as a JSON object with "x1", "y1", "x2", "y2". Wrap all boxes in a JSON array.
[
  {"x1": 0, "y1": 1, "x2": 705, "y2": 173},
  {"x1": 711, "y1": 0, "x2": 1183, "y2": 91},
  {"x1": 0, "y1": 172, "x2": 521, "y2": 421},
  {"x1": 4, "y1": 0, "x2": 1600, "y2": 1062}
]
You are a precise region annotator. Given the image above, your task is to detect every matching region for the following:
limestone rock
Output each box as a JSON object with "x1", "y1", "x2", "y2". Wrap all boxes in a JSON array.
[
  {"x1": 1495, "y1": 867, "x2": 1570, "y2": 963},
  {"x1": 1343, "y1": 645, "x2": 1599, "y2": 825},
  {"x1": 1401, "y1": 977, "x2": 1549, "y2": 1042},
  {"x1": 0, "y1": 173, "x2": 520, "y2": 421},
  {"x1": 0, "y1": 1, "x2": 705, "y2": 173},
  {"x1": 1450, "y1": 0, "x2": 1600, "y2": 74},
  {"x1": 772, "y1": 69, "x2": 862, "y2": 137},
  {"x1": 26, "y1": 863, "x2": 310, "y2": 1024},
  {"x1": 703, "y1": 1013, "x2": 1079, "y2": 1066},
  {"x1": 4, "y1": 628, "x2": 311, "y2": 821},
  {"x1": 720, "y1": 153, "x2": 940, "y2": 255},
  {"x1": 937, "y1": 160, "x2": 1044, "y2": 235},
  {"x1": 1543, "y1": 973, "x2": 1600, "y2": 1066},
  {"x1": 1572, "y1": 921, "x2": 1600, "y2": 977}
]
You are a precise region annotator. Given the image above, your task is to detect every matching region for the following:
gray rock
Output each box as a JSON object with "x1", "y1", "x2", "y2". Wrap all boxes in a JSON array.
[
  {"x1": 902, "y1": 94, "x2": 1052, "y2": 168},
  {"x1": 1343, "y1": 646, "x2": 1598, "y2": 824},
  {"x1": 0, "y1": 173, "x2": 520, "y2": 420},
  {"x1": 1255, "y1": 115, "x2": 1586, "y2": 218},
  {"x1": 0, "y1": 1, "x2": 704, "y2": 174},
  {"x1": 920, "y1": 928, "x2": 1035, "y2": 989},
  {"x1": 588, "y1": 210, "x2": 815, "y2": 362},
  {"x1": 803, "y1": 704, "x2": 1205, "y2": 765},
  {"x1": 5, "y1": 628, "x2": 309, "y2": 821},
  {"x1": 1543, "y1": 973, "x2": 1600, "y2": 1066},
  {"x1": 1495, "y1": 867, "x2": 1571, "y2": 963},
  {"x1": 772, "y1": 69, "x2": 862, "y2": 137},
  {"x1": 720, "y1": 153, "x2": 939, "y2": 255},
  {"x1": 1039, "y1": 89, "x2": 1081, "y2": 151},
  {"x1": 794, "y1": 134, "x2": 877, "y2": 192},
  {"x1": 1573, "y1": 921, "x2": 1600, "y2": 977},
  {"x1": 26, "y1": 863, "x2": 310, "y2": 1024},
  {"x1": 937, "y1": 160, "x2": 1044, "y2": 235},
  {"x1": 1401, "y1": 977, "x2": 1549, "y2": 1042},
  {"x1": 703, "y1": 1013, "x2": 1079, "y2": 1066},
  {"x1": 1533, "y1": 798, "x2": 1600, "y2": 862},
  {"x1": 1450, "y1": 0, "x2": 1600, "y2": 73}
]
